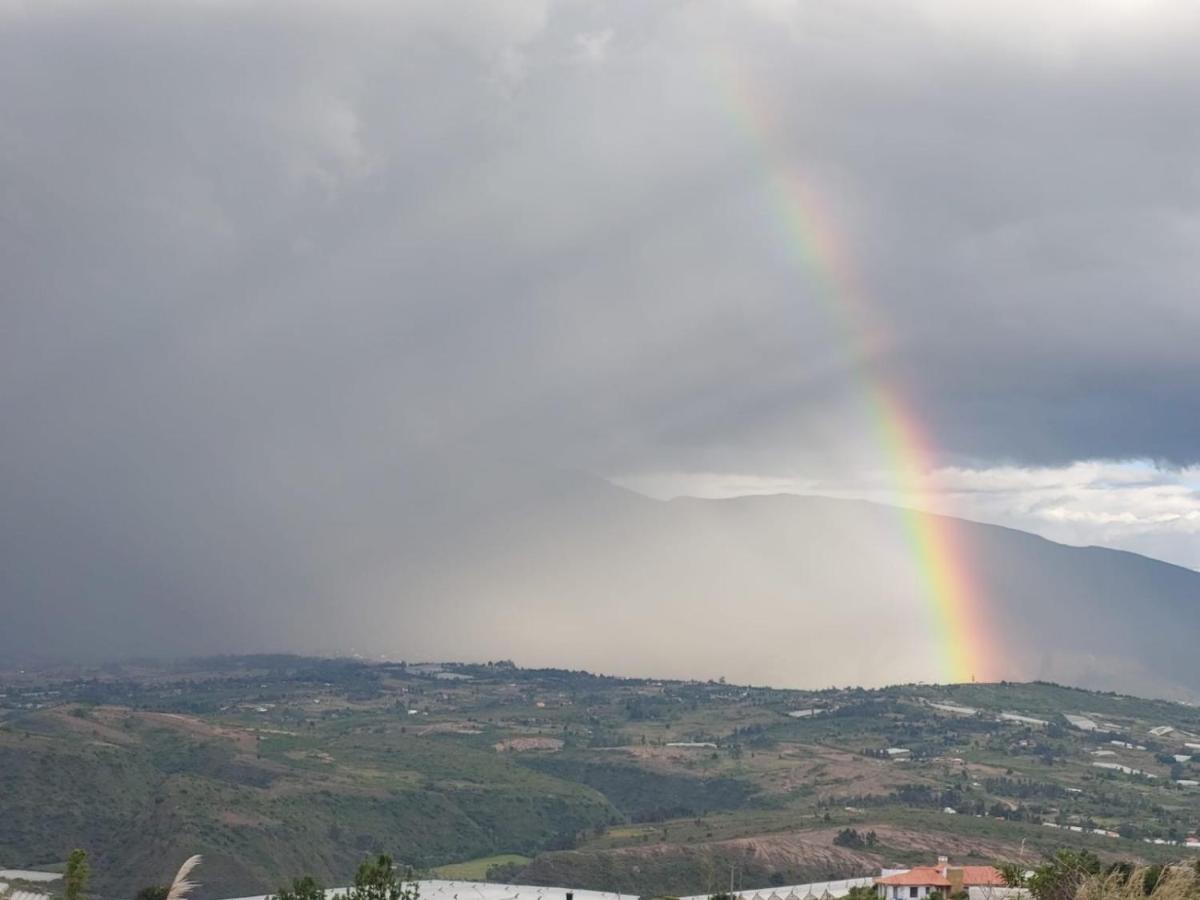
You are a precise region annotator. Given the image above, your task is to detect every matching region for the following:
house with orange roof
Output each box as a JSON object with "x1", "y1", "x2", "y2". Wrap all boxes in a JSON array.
[{"x1": 875, "y1": 858, "x2": 1007, "y2": 900}]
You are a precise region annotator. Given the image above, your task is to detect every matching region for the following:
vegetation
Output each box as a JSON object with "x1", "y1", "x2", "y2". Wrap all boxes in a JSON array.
[
  {"x1": 519, "y1": 756, "x2": 757, "y2": 821},
  {"x1": 1001, "y1": 850, "x2": 1104, "y2": 900},
  {"x1": 272, "y1": 878, "x2": 325, "y2": 900},
  {"x1": 65, "y1": 849, "x2": 89, "y2": 900},
  {"x1": 5, "y1": 658, "x2": 1200, "y2": 899},
  {"x1": 433, "y1": 854, "x2": 532, "y2": 881},
  {"x1": 1076, "y1": 866, "x2": 1200, "y2": 900},
  {"x1": 1003, "y1": 852, "x2": 1200, "y2": 900},
  {"x1": 833, "y1": 828, "x2": 878, "y2": 848}
]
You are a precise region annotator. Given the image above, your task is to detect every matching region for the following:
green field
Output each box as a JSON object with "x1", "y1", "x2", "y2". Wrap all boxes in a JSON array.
[{"x1": 434, "y1": 854, "x2": 532, "y2": 880}]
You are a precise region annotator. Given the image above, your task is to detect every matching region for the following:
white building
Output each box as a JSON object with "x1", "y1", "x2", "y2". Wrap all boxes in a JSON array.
[{"x1": 875, "y1": 859, "x2": 1008, "y2": 900}]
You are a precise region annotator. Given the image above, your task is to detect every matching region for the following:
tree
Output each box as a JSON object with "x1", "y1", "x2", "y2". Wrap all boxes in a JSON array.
[
  {"x1": 1002, "y1": 850, "x2": 1101, "y2": 900},
  {"x1": 134, "y1": 886, "x2": 169, "y2": 900},
  {"x1": 273, "y1": 876, "x2": 326, "y2": 900},
  {"x1": 999, "y1": 865, "x2": 1027, "y2": 890},
  {"x1": 833, "y1": 828, "x2": 866, "y2": 848},
  {"x1": 348, "y1": 854, "x2": 419, "y2": 900},
  {"x1": 65, "y1": 849, "x2": 90, "y2": 900}
]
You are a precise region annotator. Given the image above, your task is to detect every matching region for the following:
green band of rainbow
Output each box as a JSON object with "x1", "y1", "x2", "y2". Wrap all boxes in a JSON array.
[{"x1": 715, "y1": 61, "x2": 987, "y2": 684}]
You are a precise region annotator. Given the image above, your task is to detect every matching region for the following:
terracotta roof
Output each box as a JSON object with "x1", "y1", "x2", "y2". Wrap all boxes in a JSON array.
[
  {"x1": 875, "y1": 866, "x2": 1005, "y2": 889},
  {"x1": 958, "y1": 867, "x2": 1007, "y2": 887},
  {"x1": 876, "y1": 869, "x2": 952, "y2": 887}
]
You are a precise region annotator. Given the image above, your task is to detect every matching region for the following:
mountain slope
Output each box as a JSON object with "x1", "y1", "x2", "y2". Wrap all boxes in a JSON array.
[{"x1": 372, "y1": 477, "x2": 1200, "y2": 700}]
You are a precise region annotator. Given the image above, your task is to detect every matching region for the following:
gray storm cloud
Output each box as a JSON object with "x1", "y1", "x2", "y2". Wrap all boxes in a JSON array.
[{"x1": 2, "y1": 0, "x2": 1199, "y2": 670}]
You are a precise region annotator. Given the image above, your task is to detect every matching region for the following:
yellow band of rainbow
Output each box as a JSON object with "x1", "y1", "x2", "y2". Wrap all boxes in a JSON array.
[{"x1": 715, "y1": 60, "x2": 986, "y2": 684}]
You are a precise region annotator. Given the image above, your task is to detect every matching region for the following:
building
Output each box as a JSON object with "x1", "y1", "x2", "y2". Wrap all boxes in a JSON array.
[{"x1": 875, "y1": 858, "x2": 1007, "y2": 900}]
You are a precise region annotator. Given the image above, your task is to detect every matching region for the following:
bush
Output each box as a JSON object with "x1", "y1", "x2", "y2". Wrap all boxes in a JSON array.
[
  {"x1": 1077, "y1": 866, "x2": 1199, "y2": 900},
  {"x1": 832, "y1": 828, "x2": 876, "y2": 848}
]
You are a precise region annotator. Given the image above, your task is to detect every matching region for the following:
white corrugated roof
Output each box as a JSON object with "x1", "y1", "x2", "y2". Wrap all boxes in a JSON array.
[
  {"x1": 680, "y1": 876, "x2": 875, "y2": 900},
  {"x1": 223, "y1": 880, "x2": 629, "y2": 900},
  {"x1": 0, "y1": 874, "x2": 60, "y2": 884},
  {"x1": 221, "y1": 875, "x2": 877, "y2": 900}
]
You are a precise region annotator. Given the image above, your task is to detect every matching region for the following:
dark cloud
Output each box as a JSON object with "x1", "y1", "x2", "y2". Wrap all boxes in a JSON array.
[{"x1": 2, "y1": 0, "x2": 1198, "y2": 664}]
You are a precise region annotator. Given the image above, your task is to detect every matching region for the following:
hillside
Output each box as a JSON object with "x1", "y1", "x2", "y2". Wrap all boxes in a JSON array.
[
  {"x1": 4, "y1": 659, "x2": 1200, "y2": 898},
  {"x1": 375, "y1": 478, "x2": 1200, "y2": 699}
]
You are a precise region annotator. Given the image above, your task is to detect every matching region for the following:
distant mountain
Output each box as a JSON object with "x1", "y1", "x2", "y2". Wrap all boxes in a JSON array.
[
  {"x1": 5, "y1": 451, "x2": 1199, "y2": 699},
  {"x1": 327, "y1": 463, "x2": 1200, "y2": 701}
]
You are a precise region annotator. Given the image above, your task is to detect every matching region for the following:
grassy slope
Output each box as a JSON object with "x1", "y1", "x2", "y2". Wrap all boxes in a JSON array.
[
  {"x1": 433, "y1": 855, "x2": 532, "y2": 880},
  {"x1": 0, "y1": 709, "x2": 616, "y2": 899}
]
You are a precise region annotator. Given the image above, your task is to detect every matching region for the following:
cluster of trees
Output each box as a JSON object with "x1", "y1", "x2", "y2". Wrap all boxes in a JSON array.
[
  {"x1": 51, "y1": 848, "x2": 419, "y2": 900},
  {"x1": 54, "y1": 849, "x2": 188, "y2": 900},
  {"x1": 832, "y1": 828, "x2": 878, "y2": 849},
  {"x1": 983, "y1": 777, "x2": 1069, "y2": 800},
  {"x1": 860, "y1": 748, "x2": 895, "y2": 760},
  {"x1": 273, "y1": 855, "x2": 419, "y2": 900},
  {"x1": 889, "y1": 784, "x2": 965, "y2": 809}
]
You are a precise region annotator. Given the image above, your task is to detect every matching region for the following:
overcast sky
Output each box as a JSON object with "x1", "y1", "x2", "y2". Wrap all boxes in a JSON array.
[{"x1": 3, "y1": 0, "x2": 1199, "y2": 663}]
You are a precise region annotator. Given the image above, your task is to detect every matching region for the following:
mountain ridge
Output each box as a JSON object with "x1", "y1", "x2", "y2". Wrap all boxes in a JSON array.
[{"x1": 4, "y1": 459, "x2": 1199, "y2": 698}]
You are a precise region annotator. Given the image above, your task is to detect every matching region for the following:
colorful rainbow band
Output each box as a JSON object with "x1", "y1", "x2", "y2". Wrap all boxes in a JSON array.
[{"x1": 716, "y1": 60, "x2": 987, "y2": 684}]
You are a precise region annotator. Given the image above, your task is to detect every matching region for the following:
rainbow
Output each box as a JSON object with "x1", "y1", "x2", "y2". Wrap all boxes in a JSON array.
[{"x1": 715, "y1": 63, "x2": 989, "y2": 684}]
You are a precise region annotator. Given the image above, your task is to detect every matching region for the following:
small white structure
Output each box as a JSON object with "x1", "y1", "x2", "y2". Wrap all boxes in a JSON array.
[
  {"x1": 999, "y1": 713, "x2": 1048, "y2": 727},
  {"x1": 1094, "y1": 762, "x2": 1155, "y2": 777},
  {"x1": 929, "y1": 703, "x2": 977, "y2": 716}
]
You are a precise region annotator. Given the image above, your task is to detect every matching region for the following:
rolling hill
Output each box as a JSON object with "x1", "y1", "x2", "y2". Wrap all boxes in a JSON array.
[{"x1": 5, "y1": 660, "x2": 1200, "y2": 899}]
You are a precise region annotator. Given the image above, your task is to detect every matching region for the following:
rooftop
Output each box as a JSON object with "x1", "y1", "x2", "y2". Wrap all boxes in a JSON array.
[{"x1": 876, "y1": 865, "x2": 1006, "y2": 889}]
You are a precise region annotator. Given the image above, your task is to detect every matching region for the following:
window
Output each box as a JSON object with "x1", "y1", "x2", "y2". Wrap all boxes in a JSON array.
[{"x1": 910, "y1": 889, "x2": 920, "y2": 898}]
